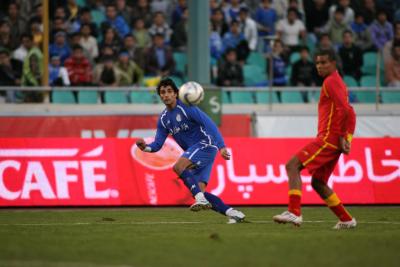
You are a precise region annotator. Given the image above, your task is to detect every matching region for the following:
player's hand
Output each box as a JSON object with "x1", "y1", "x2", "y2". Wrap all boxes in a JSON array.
[
  {"x1": 220, "y1": 148, "x2": 231, "y2": 160},
  {"x1": 136, "y1": 138, "x2": 147, "y2": 151},
  {"x1": 339, "y1": 136, "x2": 351, "y2": 155}
]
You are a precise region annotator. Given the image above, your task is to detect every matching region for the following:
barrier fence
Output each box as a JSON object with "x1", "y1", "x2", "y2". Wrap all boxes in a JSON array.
[{"x1": 0, "y1": 137, "x2": 399, "y2": 206}]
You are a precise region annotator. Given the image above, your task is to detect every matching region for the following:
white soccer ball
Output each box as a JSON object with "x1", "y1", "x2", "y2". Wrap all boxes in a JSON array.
[{"x1": 178, "y1": 81, "x2": 204, "y2": 105}]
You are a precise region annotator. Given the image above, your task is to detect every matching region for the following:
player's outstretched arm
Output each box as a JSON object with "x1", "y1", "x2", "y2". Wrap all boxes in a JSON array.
[
  {"x1": 220, "y1": 147, "x2": 231, "y2": 160},
  {"x1": 136, "y1": 138, "x2": 148, "y2": 151}
]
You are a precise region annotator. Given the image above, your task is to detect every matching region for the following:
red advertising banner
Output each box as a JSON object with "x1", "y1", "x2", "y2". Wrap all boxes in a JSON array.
[
  {"x1": 0, "y1": 115, "x2": 251, "y2": 138},
  {"x1": 0, "y1": 138, "x2": 399, "y2": 206}
]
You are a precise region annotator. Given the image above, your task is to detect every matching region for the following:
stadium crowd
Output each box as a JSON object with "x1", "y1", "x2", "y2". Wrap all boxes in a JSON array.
[{"x1": 0, "y1": 0, "x2": 399, "y2": 103}]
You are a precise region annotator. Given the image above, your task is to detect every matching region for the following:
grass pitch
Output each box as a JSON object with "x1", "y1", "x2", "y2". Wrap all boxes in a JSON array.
[{"x1": 0, "y1": 206, "x2": 399, "y2": 267}]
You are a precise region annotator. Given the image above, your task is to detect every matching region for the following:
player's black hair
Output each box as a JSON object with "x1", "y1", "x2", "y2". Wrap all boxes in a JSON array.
[
  {"x1": 315, "y1": 48, "x2": 337, "y2": 62},
  {"x1": 156, "y1": 78, "x2": 179, "y2": 96}
]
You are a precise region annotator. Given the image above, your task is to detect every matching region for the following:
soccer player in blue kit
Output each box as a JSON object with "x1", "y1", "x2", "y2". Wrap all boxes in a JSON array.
[{"x1": 136, "y1": 78, "x2": 246, "y2": 223}]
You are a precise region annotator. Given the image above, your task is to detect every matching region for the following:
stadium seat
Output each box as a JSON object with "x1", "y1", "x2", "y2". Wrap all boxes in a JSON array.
[
  {"x1": 381, "y1": 91, "x2": 400, "y2": 103},
  {"x1": 361, "y1": 52, "x2": 377, "y2": 75},
  {"x1": 243, "y1": 65, "x2": 267, "y2": 86},
  {"x1": 222, "y1": 91, "x2": 231, "y2": 104},
  {"x1": 281, "y1": 91, "x2": 303, "y2": 103},
  {"x1": 52, "y1": 91, "x2": 76, "y2": 104},
  {"x1": 173, "y1": 52, "x2": 187, "y2": 76},
  {"x1": 130, "y1": 91, "x2": 156, "y2": 104},
  {"x1": 255, "y1": 91, "x2": 279, "y2": 104},
  {"x1": 230, "y1": 91, "x2": 254, "y2": 104},
  {"x1": 357, "y1": 75, "x2": 377, "y2": 103},
  {"x1": 289, "y1": 52, "x2": 300, "y2": 64},
  {"x1": 343, "y1": 75, "x2": 359, "y2": 87},
  {"x1": 104, "y1": 91, "x2": 128, "y2": 104},
  {"x1": 246, "y1": 51, "x2": 266, "y2": 70},
  {"x1": 78, "y1": 91, "x2": 98, "y2": 104},
  {"x1": 307, "y1": 90, "x2": 320, "y2": 102},
  {"x1": 76, "y1": 0, "x2": 86, "y2": 7}
]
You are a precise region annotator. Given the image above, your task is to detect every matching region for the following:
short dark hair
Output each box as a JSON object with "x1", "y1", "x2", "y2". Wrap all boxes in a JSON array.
[
  {"x1": 335, "y1": 6, "x2": 345, "y2": 15},
  {"x1": 315, "y1": 48, "x2": 337, "y2": 61},
  {"x1": 299, "y1": 46, "x2": 309, "y2": 53},
  {"x1": 156, "y1": 78, "x2": 179, "y2": 95},
  {"x1": 343, "y1": 29, "x2": 353, "y2": 36},
  {"x1": 72, "y1": 44, "x2": 83, "y2": 51}
]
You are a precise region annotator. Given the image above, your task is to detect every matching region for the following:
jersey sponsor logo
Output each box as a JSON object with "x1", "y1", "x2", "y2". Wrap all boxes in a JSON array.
[{"x1": 176, "y1": 114, "x2": 182, "y2": 122}]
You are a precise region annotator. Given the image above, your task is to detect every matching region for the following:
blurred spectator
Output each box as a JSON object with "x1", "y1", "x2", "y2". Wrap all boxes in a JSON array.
[
  {"x1": 79, "y1": 23, "x2": 99, "y2": 62},
  {"x1": 287, "y1": 0, "x2": 305, "y2": 21},
  {"x1": 12, "y1": 33, "x2": 32, "y2": 63},
  {"x1": 65, "y1": 0, "x2": 79, "y2": 22},
  {"x1": 145, "y1": 33, "x2": 176, "y2": 77},
  {"x1": 361, "y1": 0, "x2": 376, "y2": 25},
  {"x1": 21, "y1": 40, "x2": 43, "y2": 102},
  {"x1": 369, "y1": 10, "x2": 393, "y2": 51},
  {"x1": 71, "y1": 7, "x2": 99, "y2": 38},
  {"x1": 133, "y1": 18, "x2": 151, "y2": 49},
  {"x1": 304, "y1": 0, "x2": 330, "y2": 40},
  {"x1": 210, "y1": 25, "x2": 224, "y2": 60},
  {"x1": 0, "y1": 48, "x2": 22, "y2": 86},
  {"x1": 254, "y1": 0, "x2": 277, "y2": 52},
  {"x1": 151, "y1": 0, "x2": 171, "y2": 14},
  {"x1": 171, "y1": 8, "x2": 188, "y2": 52},
  {"x1": 385, "y1": 41, "x2": 400, "y2": 86},
  {"x1": 93, "y1": 55, "x2": 120, "y2": 86},
  {"x1": 328, "y1": 0, "x2": 354, "y2": 25},
  {"x1": 148, "y1": 12, "x2": 173, "y2": 43},
  {"x1": 115, "y1": 50, "x2": 144, "y2": 86},
  {"x1": 100, "y1": 45, "x2": 115, "y2": 61},
  {"x1": 223, "y1": 0, "x2": 243, "y2": 24},
  {"x1": 0, "y1": 47, "x2": 22, "y2": 102},
  {"x1": 64, "y1": 44, "x2": 92, "y2": 86},
  {"x1": 351, "y1": 12, "x2": 374, "y2": 52},
  {"x1": 325, "y1": 6, "x2": 350, "y2": 48},
  {"x1": 238, "y1": 7, "x2": 258, "y2": 51},
  {"x1": 315, "y1": 33, "x2": 335, "y2": 53},
  {"x1": 100, "y1": 27, "x2": 122, "y2": 57},
  {"x1": 29, "y1": 18, "x2": 43, "y2": 48},
  {"x1": 4, "y1": 2, "x2": 27, "y2": 50},
  {"x1": 222, "y1": 20, "x2": 249, "y2": 63},
  {"x1": 171, "y1": 0, "x2": 187, "y2": 27},
  {"x1": 211, "y1": 8, "x2": 229, "y2": 38},
  {"x1": 49, "y1": 55, "x2": 70, "y2": 86},
  {"x1": 383, "y1": 22, "x2": 400, "y2": 63},
  {"x1": 339, "y1": 30, "x2": 363, "y2": 81},
  {"x1": 290, "y1": 46, "x2": 316, "y2": 102},
  {"x1": 131, "y1": 0, "x2": 153, "y2": 28},
  {"x1": 116, "y1": 0, "x2": 133, "y2": 26},
  {"x1": 276, "y1": 8, "x2": 306, "y2": 54},
  {"x1": 216, "y1": 48, "x2": 244, "y2": 86},
  {"x1": 268, "y1": 39, "x2": 287, "y2": 102},
  {"x1": 51, "y1": 17, "x2": 69, "y2": 43},
  {"x1": 122, "y1": 34, "x2": 146, "y2": 70},
  {"x1": 0, "y1": 20, "x2": 13, "y2": 50},
  {"x1": 49, "y1": 31, "x2": 71, "y2": 64},
  {"x1": 103, "y1": 4, "x2": 130, "y2": 38}
]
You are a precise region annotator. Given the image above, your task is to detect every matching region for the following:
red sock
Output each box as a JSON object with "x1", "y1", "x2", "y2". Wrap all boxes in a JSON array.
[
  {"x1": 288, "y1": 189, "x2": 302, "y2": 216},
  {"x1": 325, "y1": 193, "x2": 352, "y2": 222}
]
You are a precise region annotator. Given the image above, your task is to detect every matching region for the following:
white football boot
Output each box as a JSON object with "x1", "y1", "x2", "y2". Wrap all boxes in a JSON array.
[
  {"x1": 189, "y1": 192, "x2": 212, "y2": 212},
  {"x1": 226, "y1": 208, "x2": 246, "y2": 224},
  {"x1": 273, "y1": 211, "x2": 303, "y2": 226},
  {"x1": 333, "y1": 218, "x2": 357, "y2": 230}
]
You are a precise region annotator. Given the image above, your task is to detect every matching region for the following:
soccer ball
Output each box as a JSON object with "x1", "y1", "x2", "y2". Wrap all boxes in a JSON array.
[{"x1": 178, "y1": 81, "x2": 204, "y2": 105}]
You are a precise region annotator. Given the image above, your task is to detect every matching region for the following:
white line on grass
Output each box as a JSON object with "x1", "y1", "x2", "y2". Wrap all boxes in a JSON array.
[{"x1": 0, "y1": 220, "x2": 400, "y2": 226}]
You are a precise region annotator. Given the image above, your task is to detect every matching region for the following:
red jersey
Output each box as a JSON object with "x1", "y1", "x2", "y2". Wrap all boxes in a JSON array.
[{"x1": 317, "y1": 71, "x2": 356, "y2": 147}]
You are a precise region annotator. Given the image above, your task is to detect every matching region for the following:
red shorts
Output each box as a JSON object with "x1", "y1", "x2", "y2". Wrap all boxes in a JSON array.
[{"x1": 296, "y1": 138, "x2": 341, "y2": 183}]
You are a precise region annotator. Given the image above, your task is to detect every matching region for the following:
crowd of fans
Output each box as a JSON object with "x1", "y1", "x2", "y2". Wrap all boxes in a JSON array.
[{"x1": 0, "y1": 0, "x2": 399, "y2": 103}]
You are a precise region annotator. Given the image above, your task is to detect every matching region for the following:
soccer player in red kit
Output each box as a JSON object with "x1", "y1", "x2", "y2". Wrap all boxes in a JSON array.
[{"x1": 273, "y1": 49, "x2": 357, "y2": 229}]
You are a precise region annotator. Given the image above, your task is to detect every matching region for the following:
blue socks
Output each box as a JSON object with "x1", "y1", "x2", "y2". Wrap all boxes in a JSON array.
[
  {"x1": 179, "y1": 169, "x2": 201, "y2": 196},
  {"x1": 180, "y1": 169, "x2": 230, "y2": 215},
  {"x1": 204, "y1": 192, "x2": 230, "y2": 215}
]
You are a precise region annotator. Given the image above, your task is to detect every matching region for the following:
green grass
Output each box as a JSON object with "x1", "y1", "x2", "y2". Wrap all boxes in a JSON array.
[{"x1": 0, "y1": 206, "x2": 399, "y2": 267}]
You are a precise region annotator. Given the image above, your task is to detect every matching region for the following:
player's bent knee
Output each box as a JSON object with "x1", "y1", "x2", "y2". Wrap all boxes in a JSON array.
[
  {"x1": 172, "y1": 164, "x2": 184, "y2": 176},
  {"x1": 311, "y1": 178, "x2": 325, "y2": 191},
  {"x1": 286, "y1": 157, "x2": 301, "y2": 173}
]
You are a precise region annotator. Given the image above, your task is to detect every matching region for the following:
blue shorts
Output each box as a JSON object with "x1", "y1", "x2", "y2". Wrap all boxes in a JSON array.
[{"x1": 181, "y1": 142, "x2": 218, "y2": 183}]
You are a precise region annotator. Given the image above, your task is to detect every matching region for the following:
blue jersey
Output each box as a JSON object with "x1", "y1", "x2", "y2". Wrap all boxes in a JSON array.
[{"x1": 148, "y1": 100, "x2": 225, "y2": 152}]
